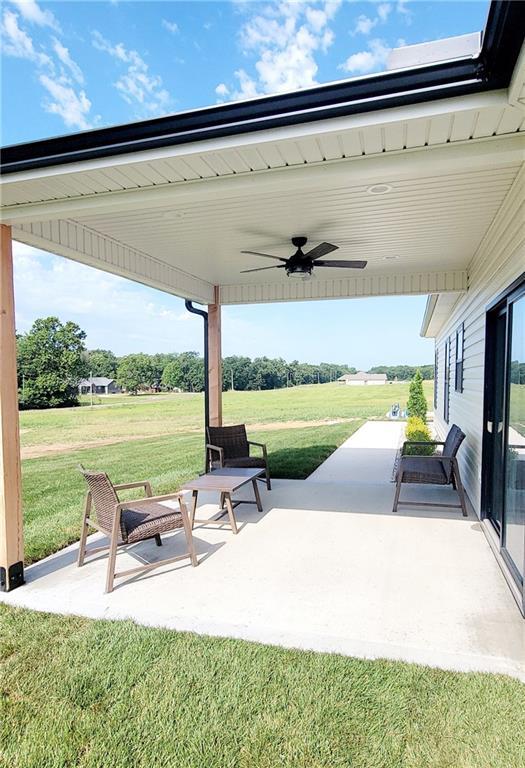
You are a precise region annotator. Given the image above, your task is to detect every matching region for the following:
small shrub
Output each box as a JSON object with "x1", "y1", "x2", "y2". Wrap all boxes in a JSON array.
[
  {"x1": 407, "y1": 369, "x2": 428, "y2": 422},
  {"x1": 404, "y1": 416, "x2": 434, "y2": 455}
]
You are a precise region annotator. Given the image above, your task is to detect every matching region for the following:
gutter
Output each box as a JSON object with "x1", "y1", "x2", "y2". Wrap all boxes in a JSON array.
[
  {"x1": 1, "y1": 1, "x2": 523, "y2": 176},
  {"x1": 420, "y1": 295, "x2": 439, "y2": 338}
]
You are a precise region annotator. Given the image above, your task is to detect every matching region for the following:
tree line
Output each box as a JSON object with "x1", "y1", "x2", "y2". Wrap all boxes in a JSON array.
[{"x1": 16, "y1": 316, "x2": 433, "y2": 409}]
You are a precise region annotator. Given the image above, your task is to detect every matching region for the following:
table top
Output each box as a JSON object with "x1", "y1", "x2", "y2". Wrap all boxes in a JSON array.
[{"x1": 181, "y1": 467, "x2": 264, "y2": 492}]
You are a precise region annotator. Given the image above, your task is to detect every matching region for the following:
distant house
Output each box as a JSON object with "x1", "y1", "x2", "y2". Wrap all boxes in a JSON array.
[
  {"x1": 78, "y1": 377, "x2": 120, "y2": 395},
  {"x1": 338, "y1": 372, "x2": 388, "y2": 386}
]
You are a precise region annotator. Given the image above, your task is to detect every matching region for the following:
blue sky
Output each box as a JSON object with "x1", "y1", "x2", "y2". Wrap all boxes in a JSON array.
[{"x1": 2, "y1": 0, "x2": 489, "y2": 367}]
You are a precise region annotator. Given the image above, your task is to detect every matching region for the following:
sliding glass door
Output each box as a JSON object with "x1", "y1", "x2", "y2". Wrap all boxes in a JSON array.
[
  {"x1": 503, "y1": 293, "x2": 525, "y2": 584},
  {"x1": 483, "y1": 276, "x2": 525, "y2": 608}
]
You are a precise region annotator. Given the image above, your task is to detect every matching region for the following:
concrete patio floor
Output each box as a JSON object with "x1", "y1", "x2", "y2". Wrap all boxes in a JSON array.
[{"x1": 2, "y1": 421, "x2": 524, "y2": 681}]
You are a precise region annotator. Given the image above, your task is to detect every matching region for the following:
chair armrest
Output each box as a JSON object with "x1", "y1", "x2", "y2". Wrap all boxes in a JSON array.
[
  {"x1": 248, "y1": 440, "x2": 268, "y2": 457},
  {"x1": 401, "y1": 440, "x2": 443, "y2": 455},
  {"x1": 116, "y1": 491, "x2": 184, "y2": 510},
  {"x1": 113, "y1": 480, "x2": 152, "y2": 496},
  {"x1": 206, "y1": 444, "x2": 224, "y2": 464},
  {"x1": 399, "y1": 454, "x2": 451, "y2": 464},
  {"x1": 403, "y1": 440, "x2": 444, "y2": 446}
]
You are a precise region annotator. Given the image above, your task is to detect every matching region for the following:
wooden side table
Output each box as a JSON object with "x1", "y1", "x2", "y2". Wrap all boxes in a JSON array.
[{"x1": 181, "y1": 468, "x2": 264, "y2": 534}]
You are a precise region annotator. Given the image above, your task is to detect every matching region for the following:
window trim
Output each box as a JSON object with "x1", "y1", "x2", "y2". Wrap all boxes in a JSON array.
[
  {"x1": 444, "y1": 338, "x2": 451, "y2": 423},
  {"x1": 434, "y1": 346, "x2": 439, "y2": 409},
  {"x1": 455, "y1": 322, "x2": 464, "y2": 393}
]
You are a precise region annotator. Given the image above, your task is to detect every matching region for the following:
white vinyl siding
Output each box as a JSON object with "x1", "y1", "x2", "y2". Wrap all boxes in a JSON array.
[{"x1": 433, "y1": 166, "x2": 525, "y2": 516}]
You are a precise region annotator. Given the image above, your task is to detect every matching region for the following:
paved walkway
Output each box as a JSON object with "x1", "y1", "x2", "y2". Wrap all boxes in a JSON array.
[
  {"x1": 2, "y1": 421, "x2": 524, "y2": 680},
  {"x1": 307, "y1": 420, "x2": 404, "y2": 484}
]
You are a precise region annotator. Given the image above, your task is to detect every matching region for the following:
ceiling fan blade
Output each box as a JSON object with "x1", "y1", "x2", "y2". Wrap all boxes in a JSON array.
[
  {"x1": 240, "y1": 250, "x2": 287, "y2": 263},
  {"x1": 304, "y1": 242, "x2": 339, "y2": 260},
  {"x1": 315, "y1": 260, "x2": 367, "y2": 269},
  {"x1": 240, "y1": 265, "x2": 286, "y2": 274}
]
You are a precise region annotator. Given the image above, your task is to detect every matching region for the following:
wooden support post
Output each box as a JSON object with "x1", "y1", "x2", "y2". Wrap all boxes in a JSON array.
[
  {"x1": 0, "y1": 225, "x2": 24, "y2": 591},
  {"x1": 208, "y1": 286, "x2": 222, "y2": 427}
]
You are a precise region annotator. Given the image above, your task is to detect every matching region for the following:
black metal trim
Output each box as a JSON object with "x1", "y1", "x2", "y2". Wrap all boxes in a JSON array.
[
  {"x1": 0, "y1": 561, "x2": 25, "y2": 591},
  {"x1": 184, "y1": 300, "x2": 209, "y2": 432},
  {"x1": 1, "y1": 1, "x2": 523, "y2": 176}
]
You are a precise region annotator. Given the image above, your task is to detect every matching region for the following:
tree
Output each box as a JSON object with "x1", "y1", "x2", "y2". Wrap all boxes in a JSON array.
[
  {"x1": 116, "y1": 354, "x2": 155, "y2": 394},
  {"x1": 161, "y1": 352, "x2": 204, "y2": 392},
  {"x1": 407, "y1": 369, "x2": 428, "y2": 421},
  {"x1": 17, "y1": 317, "x2": 88, "y2": 409},
  {"x1": 87, "y1": 349, "x2": 118, "y2": 378}
]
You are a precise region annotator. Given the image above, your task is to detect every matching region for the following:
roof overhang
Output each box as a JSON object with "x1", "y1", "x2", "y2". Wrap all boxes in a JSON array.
[{"x1": 1, "y1": 1, "x2": 524, "y2": 308}]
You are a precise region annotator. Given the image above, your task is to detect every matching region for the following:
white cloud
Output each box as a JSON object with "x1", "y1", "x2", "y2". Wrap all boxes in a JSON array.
[
  {"x1": 340, "y1": 38, "x2": 390, "y2": 74},
  {"x1": 92, "y1": 31, "x2": 171, "y2": 115},
  {"x1": 217, "y1": 1, "x2": 342, "y2": 100},
  {"x1": 353, "y1": 15, "x2": 377, "y2": 36},
  {"x1": 162, "y1": 19, "x2": 179, "y2": 34},
  {"x1": 215, "y1": 82, "x2": 230, "y2": 97},
  {"x1": 52, "y1": 37, "x2": 84, "y2": 83},
  {"x1": 9, "y1": 0, "x2": 59, "y2": 31},
  {"x1": 12, "y1": 244, "x2": 203, "y2": 355},
  {"x1": 2, "y1": 7, "x2": 93, "y2": 130},
  {"x1": 352, "y1": 4, "x2": 392, "y2": 36},
  {"x1": 1, "y1": 8, "x2": 50, "y2": 65},
  {"x1": 378, "y1": 4, "x2": 392, "y2": 23},
  {"x1": 39, "y1": 74, "x2": 92, "y2": 129},
  {"x1": 396, "y1": 0, "x2": 412, "y2": 20}
]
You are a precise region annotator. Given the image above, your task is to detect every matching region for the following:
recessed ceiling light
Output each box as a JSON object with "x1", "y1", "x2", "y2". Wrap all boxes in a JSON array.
[{"x1": 367, "y1": 184, "x2": 392, "y2": 195}]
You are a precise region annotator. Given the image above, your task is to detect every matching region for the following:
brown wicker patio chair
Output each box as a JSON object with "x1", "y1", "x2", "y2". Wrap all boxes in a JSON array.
[
  {"x1": 392, "y1": 424, "x2": 468, "y2": 516},
  {"x1": 78, "y1": 466, "x2": 197, "y2": 592},
  {"x1": 206, "y1": 424, "x2": 271, "y2": 490}
]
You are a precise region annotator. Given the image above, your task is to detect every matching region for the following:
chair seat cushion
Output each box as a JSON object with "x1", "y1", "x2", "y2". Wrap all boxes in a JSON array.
[
  {"x1": 398, "y1": 456, "x2": 449, "y2": 485},
  {"x1": 121, "y1": 502, "x2": 183, "y2": 544},
  {"x1": 213, "y1": 456, "x2": 266, "y2": 470}
]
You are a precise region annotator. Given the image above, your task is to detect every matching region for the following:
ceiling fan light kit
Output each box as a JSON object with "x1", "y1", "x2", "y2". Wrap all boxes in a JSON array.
[{"x1": 240, "y1": 236, "x2": 367, "y2": 279}]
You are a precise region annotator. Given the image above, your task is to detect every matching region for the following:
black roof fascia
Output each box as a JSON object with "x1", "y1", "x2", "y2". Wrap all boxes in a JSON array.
[{"x1": 1, "y1": 0, "x2": 523, "y2": 176}]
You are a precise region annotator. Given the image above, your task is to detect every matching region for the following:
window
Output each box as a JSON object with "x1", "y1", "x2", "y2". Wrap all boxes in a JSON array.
[
  {"x1": 434, "y1": 346, "x2": 438, "y2": 409},
  {"x1": 455, "y1": 323, "x2": 464, "y2": 393},
  {"x1": 444, "y1": 338, "x2": 450, "y2": 423}
]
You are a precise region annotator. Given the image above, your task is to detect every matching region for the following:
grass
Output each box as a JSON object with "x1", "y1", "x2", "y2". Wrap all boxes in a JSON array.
[
  {"x1": 19, "y1": 381, "x2": 432, "y2": 449},
  {"x1": 22, "y1": 421, "x2": 363, "y2": 563},
  {"x1": 1, "y1": 605, "x2": 524, "y2": 768}
]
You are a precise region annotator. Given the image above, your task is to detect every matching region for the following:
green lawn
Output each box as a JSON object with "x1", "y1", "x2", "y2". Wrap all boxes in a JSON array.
[
  {"x1": 22, "y1": 421, "x2": 363, "y2": 563},
  {"x1": 1, "y1": 605, "x2": 523, "y2": 768}
]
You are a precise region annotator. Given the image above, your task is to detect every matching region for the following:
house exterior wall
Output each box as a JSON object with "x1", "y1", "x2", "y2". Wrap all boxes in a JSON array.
[{"x1": 433, "y1": 167, "x2": 525, "y2": 516}]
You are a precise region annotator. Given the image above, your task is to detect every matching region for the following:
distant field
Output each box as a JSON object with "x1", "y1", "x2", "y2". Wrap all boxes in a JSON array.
[
  {"x1": 19, "y1": 381, "x2": 432, "y2": 563},
  {"x1": 21, "y1": 381, "x2": 432, "y2": 449}
]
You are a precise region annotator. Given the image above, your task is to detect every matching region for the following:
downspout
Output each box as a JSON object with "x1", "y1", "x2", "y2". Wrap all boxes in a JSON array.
[{"x1": 184, "y1": 300, "x2": 210, "y2": 435}]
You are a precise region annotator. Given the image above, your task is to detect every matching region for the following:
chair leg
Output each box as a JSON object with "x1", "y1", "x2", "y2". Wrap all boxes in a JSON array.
[
  {"x1": 155, "y1": 534, "x2": 162, "y2": 547},
  {"x1": 77, "y1": 493, "x2": 91, "y2": 567},
  {"x1": 392, "y1": 475, "x2": 402, "y2": 513},
  {"x1": 265, "y1": 465, "x2": 271, "y2": 491},
  {"x1": 454, "y1": 467, "x2": 468, "y2": 517},
  {"x1": 105, "y1": 532, "x2": 119, "y2": 594}
]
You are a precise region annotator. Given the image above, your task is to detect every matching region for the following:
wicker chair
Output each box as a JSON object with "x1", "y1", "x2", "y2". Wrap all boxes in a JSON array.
[
  {"x1": 78, "y1": 466, "x2": 198, "y2": 592},
  {"x1": 206, "y1": 424, "x2": 271, "y2": 490},
  {"x1": 392, "y1": 424, "x2": 468, "y2": 516}
]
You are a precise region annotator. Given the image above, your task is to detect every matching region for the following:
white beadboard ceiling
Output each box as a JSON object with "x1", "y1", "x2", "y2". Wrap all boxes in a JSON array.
[{"x1": 2, "y1": 87, "x2": 524, "y2": 305}]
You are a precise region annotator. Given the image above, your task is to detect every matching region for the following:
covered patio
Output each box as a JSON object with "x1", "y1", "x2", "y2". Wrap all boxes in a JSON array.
[
  {"x1": 1, "y1": 421, "x2": 524, "y2": 680},
  {"x1": 1, "y1": 1, "x2": 524, "y2": 684}
]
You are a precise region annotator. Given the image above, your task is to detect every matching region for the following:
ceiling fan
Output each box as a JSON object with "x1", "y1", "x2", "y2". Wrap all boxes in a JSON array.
[{"x1": 240, "y1": 236, "x2": 367, "y2": 280}]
